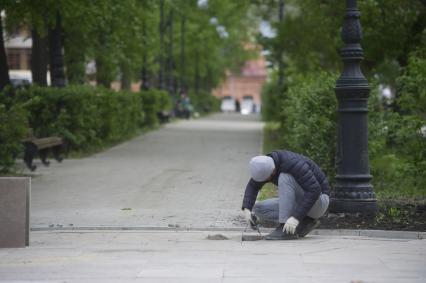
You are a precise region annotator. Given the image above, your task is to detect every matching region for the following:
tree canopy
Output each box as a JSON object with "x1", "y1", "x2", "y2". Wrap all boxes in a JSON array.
[{"x1": 1, "y1": 0, "x2": 255, "y2": 92}]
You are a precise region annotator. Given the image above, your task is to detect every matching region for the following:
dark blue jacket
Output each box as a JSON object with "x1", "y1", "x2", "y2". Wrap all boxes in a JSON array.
[{"x1": 242, "y1": 150, "x2": 330, "y2": 221}]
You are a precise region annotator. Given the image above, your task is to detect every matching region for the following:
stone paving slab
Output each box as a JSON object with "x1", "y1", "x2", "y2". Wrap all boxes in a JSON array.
[
  {"x1": 27, "y1": 114, "x2": 263, "y2": 229},
  {"x1": 0, "y1": 230, "x2": 424, "y2": 283}
]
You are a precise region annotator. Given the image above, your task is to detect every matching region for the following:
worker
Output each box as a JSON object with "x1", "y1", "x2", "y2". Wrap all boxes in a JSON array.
[{"x1": 242, "y1": 150, "x2": 330, "y2": 240}]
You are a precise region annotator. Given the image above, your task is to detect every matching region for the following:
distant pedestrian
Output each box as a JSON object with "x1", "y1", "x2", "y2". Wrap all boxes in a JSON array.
[
  {"x1": 242, "y1": 150, "x2": 330, "y2": 240},
  {"x1": 235, "y1": 100, "x2": 240, "y2": 113}
]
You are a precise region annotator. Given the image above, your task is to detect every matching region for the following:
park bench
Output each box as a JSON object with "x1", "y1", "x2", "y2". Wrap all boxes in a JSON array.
[
  {"x1": 157, "y1": 110, "x2": 171, "y2": 124},
  {"x1": 22, "y1": 130, "x2": 64, "y2": 171}
]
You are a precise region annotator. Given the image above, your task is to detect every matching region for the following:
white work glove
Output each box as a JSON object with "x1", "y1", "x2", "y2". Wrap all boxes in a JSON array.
[
  {"x1": 243, "y1": 208, "x2": 253, "y2": 224},
  {"x1": 283, "y1": 217, "x2": 299, "y2": 234}
]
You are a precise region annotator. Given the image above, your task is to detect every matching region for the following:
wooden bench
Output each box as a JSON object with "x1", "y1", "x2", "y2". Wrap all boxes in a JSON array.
[
  {"x1": 157, "y1": 111, "x2": 172, "y2": 124},
  {"x1": 22, "y1": 134, "x2": 64, "y2": 171}
]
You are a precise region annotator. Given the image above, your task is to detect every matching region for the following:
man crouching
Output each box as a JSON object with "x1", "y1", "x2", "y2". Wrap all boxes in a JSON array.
[{"x1": 242, "y1": 150, "x2": 330, "y2": 240}]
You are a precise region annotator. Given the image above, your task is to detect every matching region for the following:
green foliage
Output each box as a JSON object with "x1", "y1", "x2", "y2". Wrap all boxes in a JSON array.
[
  {"x1": 11, "y1": 85, "x2": 171, "y2": 153},
  {"x1": 397, "y1": 52, "x2": 426, "y2": 117},
  {"x1": 279, "y1": 71, "x2": 338, "y2": 178},
  {"x1": 261, "y1": 79, "x2": 286, "y2": 122},
  {"x1": 0, "y1": 90, "x2": 28, "y2": 172},
  {"x1": 257, "y1": 1, "x2": 426, "y2": 202},
  {"x1": 369, "y1": 53, "x2": 426, "y2": 200},
  {"x1": 140, "y1": 89, "x2": 171, "y2": 126},
  {"x1": 188, "y1": 90, "x2": 220, "y2": 115}
]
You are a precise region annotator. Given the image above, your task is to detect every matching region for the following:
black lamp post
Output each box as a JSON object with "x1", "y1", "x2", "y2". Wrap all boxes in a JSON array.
[
  {"x1": 179, "y1": 16, "x2": 186, "y2": 92},
  {"x1": 277, "y1": 0, "x2": 284, "y2": 90},
  {"x1": 158, "y1": 0, "x2": 165, "y2": 90},
  {"x1": 329, "y1": 0, "x2": 377, "y2": 215},
  {"x1": 140, "y1": 19, "x2": 149, "y2": 91},
  {"x1": 166, "y1": 9, "x2": 174, "y2": 95}
]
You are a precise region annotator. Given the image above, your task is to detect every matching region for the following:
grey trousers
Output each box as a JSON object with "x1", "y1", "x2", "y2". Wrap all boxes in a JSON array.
[{"x1": 253, "y1": 173, "x2": 329, "y2": 224}]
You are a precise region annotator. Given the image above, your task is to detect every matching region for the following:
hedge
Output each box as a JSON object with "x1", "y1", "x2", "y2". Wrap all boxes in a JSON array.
[
  {"x1": 0, "y1": 85, "x2": 171, "y2": 172},
  {"x1": 261, "y1": 59, "x2": 426, "y2": 200}
]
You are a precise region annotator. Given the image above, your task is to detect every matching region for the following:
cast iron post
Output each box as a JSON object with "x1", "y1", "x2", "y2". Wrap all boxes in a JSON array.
[
  {"x1": 140, "y1": 19, "x2": 149, "y2": 90},
  {"x1": 277, "y1": 0, "x2": 284, "y2": 90},
  {"x1": 158, "y1": 0, "x2": 165, "y2": 89},
  {"x1": 330, "y1": 0, "x2": 377, "y2": 215},
  {"x1": 179, "y1": 16, "x2": 186, "y2": 92},
  {"x1": 194, "y1": 48, "x2": 200, "y2": 96},
  {"x1": 167, "y1": 9, "x2": 174, "y2": 95}
]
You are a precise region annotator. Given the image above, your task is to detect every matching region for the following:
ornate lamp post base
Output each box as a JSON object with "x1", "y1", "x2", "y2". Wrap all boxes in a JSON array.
[
  {"x1": 330, "y1": 174, "x2": 377, "y2": 214},
  {"x1": 330, "y1": 200, "x2": 378, "y2": 214}
]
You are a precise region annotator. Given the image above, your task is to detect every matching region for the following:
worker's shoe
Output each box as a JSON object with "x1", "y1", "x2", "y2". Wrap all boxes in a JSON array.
[
  {"x1": 265, "y1": 224, "x2": 298, "y2": 240},
  {"x1": 296, "y1": 217, "x2": 319, "y2": 238}
]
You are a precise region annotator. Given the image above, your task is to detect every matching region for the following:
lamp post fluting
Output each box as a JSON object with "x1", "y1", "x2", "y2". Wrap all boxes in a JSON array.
[{"x1": 330, "y1": 0, "x2": 377, "y2": 215}]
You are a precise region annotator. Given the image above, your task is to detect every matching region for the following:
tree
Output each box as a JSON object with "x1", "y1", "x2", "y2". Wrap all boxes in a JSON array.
[{"x1": 0, "y1": 8, "x2": 10, "y2": 90}]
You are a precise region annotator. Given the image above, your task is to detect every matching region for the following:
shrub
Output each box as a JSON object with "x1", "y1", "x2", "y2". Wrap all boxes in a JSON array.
[
  {"x1": 140, "y1": 89, "x2": 171, "y2": 126},
  {"x1": 261, "y1": 79, "x2": 287, "y2": 122},
  {"x1": 0, "y1": 92, "x2": 28, "y2": 172},
  {"x1": 188, "y1": 90, "x2": 220, "y2": 115},
  {"x1": 13, "y1": 85, "x2": 171, "y2": 153},
  {"x1": 279, "y1": 71, "x2": 338, "y2": 179}
]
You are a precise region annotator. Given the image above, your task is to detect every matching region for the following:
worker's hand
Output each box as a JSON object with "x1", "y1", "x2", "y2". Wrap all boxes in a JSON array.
[
  {"x1": 283, "y1": 217, "x2": 299, "y2": 234},
  {"x1": 243, "y1": 208, "x2": 253, "y2": 224}
]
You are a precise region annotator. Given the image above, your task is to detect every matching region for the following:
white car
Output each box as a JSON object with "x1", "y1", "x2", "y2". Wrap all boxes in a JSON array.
[
  {"x1": 240, "y1": 96, "x2": 254, "y2": 115},
  {"x1": 221, "y1": 96, "x2": 236, "y2": 112}
]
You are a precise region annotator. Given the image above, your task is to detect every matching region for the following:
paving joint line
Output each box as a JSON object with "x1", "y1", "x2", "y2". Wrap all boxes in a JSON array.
[{"x1": 30, "y1": 226, "x2": 425, "y2": 240}]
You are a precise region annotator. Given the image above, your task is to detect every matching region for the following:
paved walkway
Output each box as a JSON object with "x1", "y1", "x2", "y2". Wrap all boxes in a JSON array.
[
  {"x1": 29, "y1": 113, "x2": 263, "y2": 229},
  {"x1": 2, "y1": 113, "x2": 424, "y2": 283},
  {"x1": 1, "y1": 231, "x2": 425, "y2": 282}
]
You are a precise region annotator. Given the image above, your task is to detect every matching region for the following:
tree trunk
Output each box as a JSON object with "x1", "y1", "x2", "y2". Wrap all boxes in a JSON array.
[
  {"x1": 95, "y1": 57, "x2": 112, "y2": 88},
  {"x1": 120, "y1": 63, "x2": 131, "y2": 91},
  {"x1": 140, "y1": 19, "x2": 149, "y2": 91},
  {"x1": 179, "y1": 16, "x2": 186, "y2": 92},
  {"x1": 166, "y1": 9, "x2": 174, "y2": 95},
  {"x1": 48, "y1": 9, "x2": 66, "y2": 87},
  {"x1": 0, "y1": 16, "x2": 11, "y2": 91},
  {"x1": 31, "y1": 28, "x2": 48, "y2": 86}
]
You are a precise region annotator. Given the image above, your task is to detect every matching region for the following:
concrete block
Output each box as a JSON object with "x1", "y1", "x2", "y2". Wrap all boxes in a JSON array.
[{"x1": 0, "y1": 177, "x2": 31, "y2": 248}]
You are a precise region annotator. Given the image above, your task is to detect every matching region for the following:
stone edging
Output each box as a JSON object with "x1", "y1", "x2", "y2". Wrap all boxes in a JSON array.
[{"x1": 31, "y1": 226, "x2": 425, "y2": 240}]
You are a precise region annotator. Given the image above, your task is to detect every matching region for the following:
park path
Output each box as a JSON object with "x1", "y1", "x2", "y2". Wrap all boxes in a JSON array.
[{"x1": 29, "y1": 113, "x2": 263, "y2": 229}]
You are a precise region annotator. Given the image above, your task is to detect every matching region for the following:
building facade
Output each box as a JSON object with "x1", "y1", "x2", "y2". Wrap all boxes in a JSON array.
[{"x1": 212, "y1": 56, "x2": 267, "y2": 111}]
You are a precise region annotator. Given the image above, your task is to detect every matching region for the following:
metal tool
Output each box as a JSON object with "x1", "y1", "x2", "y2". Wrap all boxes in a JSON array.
[{"x1": 241, "y1": 214, "x2": 263, "y2": 241}]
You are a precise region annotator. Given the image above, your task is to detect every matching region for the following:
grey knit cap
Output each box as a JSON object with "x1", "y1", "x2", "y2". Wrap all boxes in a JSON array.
[{"x1": 249, "y1": 156, "x2": 275, "y2": 182}]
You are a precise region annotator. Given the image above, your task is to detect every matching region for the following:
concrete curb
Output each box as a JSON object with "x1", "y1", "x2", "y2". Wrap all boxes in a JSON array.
[{"x1": 31, "y1": 226, "x2": 425, "y2": 240}]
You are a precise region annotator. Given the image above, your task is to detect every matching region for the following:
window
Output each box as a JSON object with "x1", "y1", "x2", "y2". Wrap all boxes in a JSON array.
[
  {"x1": 24, "y1": 49, "x2": 31, "y2": 69},
  {"x1": 6, "y1": 48, "x2": 31, "y2": 70},
  {"x1": 7, "y1": 49, "x2": 21, "y2": 70}
]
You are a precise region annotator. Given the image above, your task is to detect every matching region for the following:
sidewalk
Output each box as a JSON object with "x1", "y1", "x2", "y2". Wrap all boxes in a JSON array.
[
  {"x1": 28, "y1": 113, "x2": 263, "y2": 229},
  {"x1": 0, "y1": 230, "x2": 424, "y2": 282},
  {"x1": 3, "y1": 113, "x2": 425, "y2": 282}
]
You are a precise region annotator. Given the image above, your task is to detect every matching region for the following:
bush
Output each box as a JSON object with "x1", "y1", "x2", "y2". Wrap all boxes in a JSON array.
[
  {"x1": 188, "y1": 90, "x2": 220, "y2": 115},
  {"x1": 140, "y1": 89, "x2": 171, "y2": 126},
  {"x1": 261, "y1": 79, "x2": 286, "y2": 122},
  {"x1": 279, "y1": 71, "x2": 338, "y2": 179},
  {"x1": 0, "y1": 90, "x2": 28, "y2": 172},
  {"x1": 369, "y1": 53, "x2": 426, "y2": 200},
  {"x1": 0, "y1": 85, "x2": 172, "y2": 161},
  {"x1": 262, "y1": 65, "x2": 426, "y2": 201}
]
